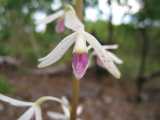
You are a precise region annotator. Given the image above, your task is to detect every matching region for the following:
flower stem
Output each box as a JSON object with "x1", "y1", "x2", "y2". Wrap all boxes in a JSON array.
[
  {"x1": 70, "y1": 79, "x2": 80, "y2": 120},
  {"x1": 70, "y1": 1, "x2": 83, "y2": 120},
  {"x1": 75, "y1": 0, "x2": 83, "y2": 21}
]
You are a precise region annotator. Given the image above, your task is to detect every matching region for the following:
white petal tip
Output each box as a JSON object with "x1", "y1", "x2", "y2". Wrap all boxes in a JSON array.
[
  {"x1": 38, "y1": 58, "x2": 43, "y2": 62},
  {"x1": 37, "y1": 63, "x2": 47, "y2": 68},
  {"x1": 113, "y1": 44, "x2": 119, "y2": 49},
  {"x1": 119, "y1": 60, "x2": 123, "y2": 64},
  {"x1": 114, "y1": 73, "x2": 121, "y2": 79},
  {"x1": 117, "y1": 60, "x2": 123, "y2": 64},
  {"x1": 117, "y1": 75, "x2": 121, "y2": 79},
  {"x1": 37, "y1": 65, "x2": 42, "y2": 68}
]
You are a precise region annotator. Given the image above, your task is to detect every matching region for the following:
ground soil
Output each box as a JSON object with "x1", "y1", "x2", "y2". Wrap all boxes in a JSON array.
[{"x1": 0, "y1": 66, "x2": 160, "y2": 120}]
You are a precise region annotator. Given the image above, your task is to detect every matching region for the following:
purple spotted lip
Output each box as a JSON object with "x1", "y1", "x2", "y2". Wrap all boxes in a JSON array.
[{"x1": 72, "y1": 52, "x2": 89, "y2": 79}]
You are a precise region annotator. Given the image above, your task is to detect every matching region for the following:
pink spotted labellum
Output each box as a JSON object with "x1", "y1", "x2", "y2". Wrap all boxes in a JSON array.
[
  {"x1": 72, "y1": 53, "x2": 89, "y2": 79},
  {"x1": 38, "y1": 5, "x2": 122, "y2": 80}
]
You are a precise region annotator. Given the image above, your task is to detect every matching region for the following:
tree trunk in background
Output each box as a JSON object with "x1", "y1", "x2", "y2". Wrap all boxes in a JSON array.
[
  {"x1": 135, "y1": 0, "x2": 151, "y2": 102},
  {"x1": 138, "y1": 28, "x2": 149, "y2": 77},
  {"x1": 136, "y1": 27, "x2": 150, "y2": 102}
]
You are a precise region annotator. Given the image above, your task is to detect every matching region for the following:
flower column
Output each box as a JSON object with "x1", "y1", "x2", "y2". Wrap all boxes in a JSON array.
[{"x1": 70, "y1": 0, "x2": 83, "y2": 120}]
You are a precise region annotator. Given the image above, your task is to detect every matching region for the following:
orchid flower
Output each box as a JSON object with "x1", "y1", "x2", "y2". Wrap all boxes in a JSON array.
[
  {"x1": 38, "y1": 5, "x2": 122, "y2": 79},
  {"x1": 47, "y1": 97, "x2": 83, "y2": 120},
  {"x1": 37, "y1": 5, "x2": 84, "y2": 32},
  {"x1": 0, "y1": 94, "x2": 67, "y2": 120}
]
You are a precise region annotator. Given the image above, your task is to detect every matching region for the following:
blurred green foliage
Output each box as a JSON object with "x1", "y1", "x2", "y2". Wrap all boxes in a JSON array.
[
  {"x1": 134, "y1": 0, "x2": 160, "y2": 22},
  {"x1": 0, "y1": 75, "x2": 14, "y2": 94}
]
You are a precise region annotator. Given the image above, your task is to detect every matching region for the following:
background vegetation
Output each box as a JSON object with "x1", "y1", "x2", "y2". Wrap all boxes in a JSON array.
[{"x1": 0, "y1": 0, "x2": 160, "y2": 119}]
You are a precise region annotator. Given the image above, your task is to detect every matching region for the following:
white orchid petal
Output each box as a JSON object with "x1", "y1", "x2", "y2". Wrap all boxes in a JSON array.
[
  {"x1": 88, "y1": 45, "x2": 118, "y2": 51},
  {"x1": 37, "y1": 10, "x2": 64, "y2": 25},
  {"x1": 34, "y1": 106, "x2": 42, "y2": 120},
  {"x1": 65, "y1": 9, "x2": 84, "y2": 32},
  {"x1": 18, "y1": 107, "x2": 34, "y2": 120},
  {"x1": 106, "y1": 51, "x2": 123, "y2": 64},
  {"x1": 47, "y1": 111, "x2": 66, "y2": 120},
  {"x1": 0, "y1": 94, "x2": 32, "y2": 107},
  {"x1": 36, "y1": 96, "x2": 63, "y2": 104},
  {"x1": 61, "y1": 97, "x2": 70, "y2": 119},
  {"x1": 90, "y1": 51, "x2": 122, "y2": 64},
  {"x1": 84, "y1": 32, "x2": 121, "y2": 79},
  {"x1": 103, "y1": 44, "x2": 118, "y2": 49},
  {"x1": 38, "y1": 32, "x2": 77, "y2": 68}
]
